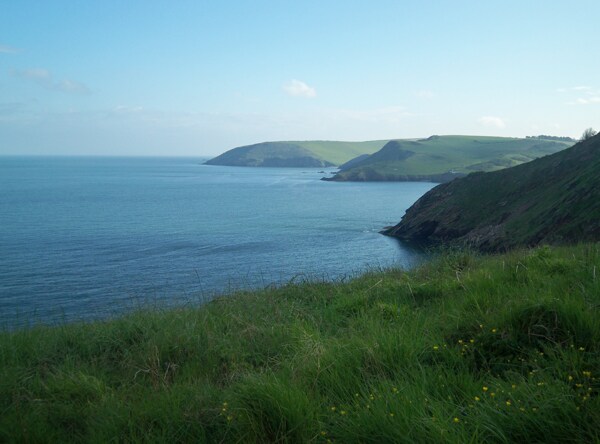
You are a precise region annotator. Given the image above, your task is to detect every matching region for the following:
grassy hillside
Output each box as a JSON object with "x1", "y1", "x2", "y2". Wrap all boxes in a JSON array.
[
  {"x1": 2, "y1": 244, "x2": 600, "y2": 442},
  {"x1": 383, "y1": 133, "x2": 600, "y2": 251},
  {"x1": 205, "y1": 140, "x2": 389, "y2": 167},
  {"x1": 327, "y1": 136, "x2": 572, "y2": 182}
]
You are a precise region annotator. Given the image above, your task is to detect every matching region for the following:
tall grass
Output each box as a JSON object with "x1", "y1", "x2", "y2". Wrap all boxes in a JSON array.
[{"x1": 1, "y1": 243, "x2": 599, "y2": 442}]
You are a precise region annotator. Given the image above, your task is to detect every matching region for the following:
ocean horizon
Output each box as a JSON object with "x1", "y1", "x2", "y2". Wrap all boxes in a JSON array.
[{"x1": 0, "y1": 156, "x2": 436, "y2": 328}]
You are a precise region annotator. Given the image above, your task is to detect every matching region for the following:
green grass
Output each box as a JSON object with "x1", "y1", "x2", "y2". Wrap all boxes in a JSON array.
[
  {"x1": 2, "y1": 243, "x2": 600, "y2": 442},
  {"x1": 294, "y1": 140, "x2": 390, "y2": 166},
  {"x1": 331, "y1": 136, "x2": 572, "y2": 181}
]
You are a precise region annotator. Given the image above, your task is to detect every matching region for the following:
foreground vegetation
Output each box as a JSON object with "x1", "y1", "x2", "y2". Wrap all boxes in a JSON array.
[{"x1": 1, "y1": 244, "x2": 600, "y2": 442}]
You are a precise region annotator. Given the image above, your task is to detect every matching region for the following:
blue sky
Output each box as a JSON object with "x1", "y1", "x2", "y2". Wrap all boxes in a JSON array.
[{"x1": 1, "y1": 0, "x2": 599, "y2": 156}]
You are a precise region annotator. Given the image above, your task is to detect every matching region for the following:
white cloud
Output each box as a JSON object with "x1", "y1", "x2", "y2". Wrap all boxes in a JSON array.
[
  {"x1": 283, "y1": 79, "x2": 316, "y2": 98},
  {"x1": 478, "y1": 116, "x2": 506, "y2": 129},
  {"x1": 13, "y1": 68, "x2": 90, "y2": 94}
]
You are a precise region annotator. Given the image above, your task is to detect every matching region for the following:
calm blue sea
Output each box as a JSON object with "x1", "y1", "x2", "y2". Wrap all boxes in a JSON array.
[{"x1": 0, "y1": 156, "x2": 436, "y2": 328}]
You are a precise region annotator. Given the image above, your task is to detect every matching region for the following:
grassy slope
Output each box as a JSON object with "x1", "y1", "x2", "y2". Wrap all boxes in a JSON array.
[
  {"x1": 2, "y1": 244, "x2": 600, "y2": 442},
  {"x1": 296, "y1": 140, "x2": 390, "y2": 166},
  {"x1": 205, "y1": 140, "x2": 389, "y2": 167},
  {"x1": 384, "y1": 133, "x2": 600, "y2": 252},
  {"x1": 329, "y1": 136, "x2": 572, "y2": 181}
]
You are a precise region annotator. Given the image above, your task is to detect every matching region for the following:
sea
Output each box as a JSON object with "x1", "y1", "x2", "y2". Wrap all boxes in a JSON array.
[{"x1": 0, "y1": 156, "x2": 436, "y2": 328}]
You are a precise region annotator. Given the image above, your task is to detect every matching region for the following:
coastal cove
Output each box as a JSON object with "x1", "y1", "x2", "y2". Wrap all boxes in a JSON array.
[{"x1": 0, "y1": 157, "x2": 436, "y2": 328}]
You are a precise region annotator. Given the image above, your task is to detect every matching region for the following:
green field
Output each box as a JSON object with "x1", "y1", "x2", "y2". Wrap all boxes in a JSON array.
[
  {"x1": 2, "y1": 244, "x2": 599, "y2": 442},
  {"x1": 205, "y1": 140, "x2": 389, "y2": 167},
  {"x1": 329, "y1": 136, "x2": 572, "y2": 182}
]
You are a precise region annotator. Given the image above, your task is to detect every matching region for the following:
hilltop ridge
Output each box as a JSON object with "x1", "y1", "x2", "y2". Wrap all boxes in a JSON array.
[
  {"x1": 327, "y1": 135, "x2": 572, "y2": 182},
  {"x1": 205, "y1": 140, "x2": 388, "y2": 167}
]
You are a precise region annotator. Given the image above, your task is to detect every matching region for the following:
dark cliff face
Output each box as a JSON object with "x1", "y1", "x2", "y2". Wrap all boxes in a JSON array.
[{"x1": 383, "y1": 133, "x2": 600, "y2": 252}]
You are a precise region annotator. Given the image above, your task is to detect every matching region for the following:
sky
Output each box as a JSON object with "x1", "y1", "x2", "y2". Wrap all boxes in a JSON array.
[{"x1": 1, "y1": 0, "x2": 599, "y2": 156}]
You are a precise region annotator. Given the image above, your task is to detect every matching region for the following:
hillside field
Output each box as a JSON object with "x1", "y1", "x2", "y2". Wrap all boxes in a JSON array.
[
  {"x1": 328, "y1": 136, "x2": 572, "y2": 182},
  {"x1": 205, "y1": 140, "x2": 389, "y2": 167}
]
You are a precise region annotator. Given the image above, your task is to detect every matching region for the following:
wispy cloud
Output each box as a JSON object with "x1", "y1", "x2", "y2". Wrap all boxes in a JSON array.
[
  {"x1": 13, "y1": 68, "x2": 90, "y2": 94},
  {"x1": 414, "y1": 90, "x2": 435, "y2": 99},
  {"x1": 113, "y1": 105, "x2": 144, "y2": 113},
  {"x1": 478, "y1": 116, "x2": 506, "y2": 129},
  {"x1": 337, "y1": 106, "x2": 416, "y2": 124},
  {"x1": 19, "y1": 68, "x2": 51, "y2": 80},
  {"x1": 283, "y1": 79, "x2": 316, "y2": 98},
  {"x1": 560, "y1": 85, "x2": 600, "y2": 105},
  {"x1": 557, "y1": 86, "x2": 591, "y2": 93},
  {"x1": 0, "y1": 44, "x2": 20, "y2": 54},
  {"x1": 0, "y1": 102, "x2": 27, "y2": 118},
  {"x1": 569, "y1": 96, "x2": 600, "y2": 105}
]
